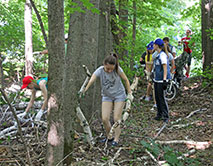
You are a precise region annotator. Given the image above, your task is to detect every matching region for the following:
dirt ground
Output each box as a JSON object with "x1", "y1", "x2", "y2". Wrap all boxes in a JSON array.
[
  {"x1": 0, "y1": 76, "x2": 212, "y2": 166},
  {"x1": 71, "y1": 76, "x2": 213, "y2": 166}
]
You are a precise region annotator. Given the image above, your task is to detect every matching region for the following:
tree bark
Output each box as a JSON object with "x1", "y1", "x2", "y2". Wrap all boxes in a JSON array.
[
  {"x1": 202, "y1": 0, "x2": 213, "y2": 71},
  {"x1": 118, "y1": 0, "x2": 129, "y2": 59},
  {"x1": 46, "y1": 0, "x2": 65, "y2": 165},
  {"x1": 24, "y1": 0, "x2": 33, "y2": 76}
]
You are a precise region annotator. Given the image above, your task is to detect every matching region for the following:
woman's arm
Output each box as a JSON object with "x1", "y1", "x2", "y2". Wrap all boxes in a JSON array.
[
  {"x1": 39, "y1": 80, "x2": 48, "y2": 110},
  {"x1": 25, "y1": 90, "x2": 36, "y2": 113},
  {"x1": 170, "y1": 59, "x2": 175, "y2": 73},
  {"x1": 163, "y1": 64, "x2": 167, "y2": 80},
  {"x1": 84, "y1": 74, "x2": 97, "y2": 92},
  {"x1": 118, "y1": 71, "x2": 131, "y2": 94}
]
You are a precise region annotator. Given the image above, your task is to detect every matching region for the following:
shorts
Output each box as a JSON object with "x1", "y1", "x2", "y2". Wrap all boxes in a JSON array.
[
  {"x1": 187, "y1": 53, "x2": 192, "y2": 66},
  {"x1": 102, "y1": 93, "x2": 126, "y2": 102}
]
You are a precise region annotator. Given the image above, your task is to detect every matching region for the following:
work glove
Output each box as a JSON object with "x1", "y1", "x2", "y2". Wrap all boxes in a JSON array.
[
  {"x1": 17, "y1": 112, "x2": 27, "y2": 119},
  {"x1": 35, "y1": 109, "x2": 44, "y2": 121},
  {"x1": 163, "y1": 80, "x2": 168, "y2": 90},
  {"x1": 126, "y1": 93, "x2": 134, "y2": 102}
]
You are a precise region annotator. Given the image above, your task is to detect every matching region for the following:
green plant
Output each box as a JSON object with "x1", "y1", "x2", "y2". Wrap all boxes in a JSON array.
[{"x1": 141, "y1": 140, "x2": 200, "y2": 166}]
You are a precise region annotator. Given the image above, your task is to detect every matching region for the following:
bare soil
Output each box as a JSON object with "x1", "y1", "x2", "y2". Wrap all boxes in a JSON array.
[{"x1": 0, "y1": 76, "x2": 212, "y2": 166}]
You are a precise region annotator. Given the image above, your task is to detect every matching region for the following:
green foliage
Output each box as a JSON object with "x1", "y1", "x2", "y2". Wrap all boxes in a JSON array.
[
  {"x1": 141, "y1": 140, "x2": 200, "y2": 166},
  {"x1": 206, "y1": 28, "x2": 213, "y2": 40},
  {"x1": 192, "y1": 66, "x2": 213, "y2": 87}
]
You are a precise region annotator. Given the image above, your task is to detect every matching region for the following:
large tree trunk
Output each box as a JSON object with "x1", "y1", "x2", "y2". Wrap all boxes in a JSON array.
[
  {"x1": 63, "y1": 0, "x2": 100, "y2": 164},
  {"x1": 202, "y1": 0, "x2": 213, "y2": 71},
  {"x1": 46, "y1": 0, "x2": 65, "y2": 165},
  {"x1": 24, "y1": 0, "x2": 33, "y2": 76}
]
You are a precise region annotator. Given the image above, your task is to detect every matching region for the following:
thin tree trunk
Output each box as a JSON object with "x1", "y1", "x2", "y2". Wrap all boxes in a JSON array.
[
  {"x1": 110, "y1": 0, "x2": 120, "y2": 47},
  {"x1": 46, "y1": 0, "x2": 65, "y2": 165},
  {"x1": 24, "y1": 0, "x2": 33, "y2": 76},
  {"x1": 29, "y1": 0, "x2": 48, "y2": 47},
  {"x1": 132, "y1": 0, "x2": 136, "y2": 55},
  {"x1": 118, "y1": 0, "x2": 128, "y2": 59},
  {"x1": 0, "y1": 54, "x2": 5, "y2": 89}
]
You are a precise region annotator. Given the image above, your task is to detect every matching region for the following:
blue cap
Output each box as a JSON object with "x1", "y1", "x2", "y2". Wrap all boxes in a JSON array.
[
  {"x1": 147, "y1": 41, "x2": 154, "y2": 50},
  {"x1": 154, "y1": 38, "x2": 164, "y2": 46}
]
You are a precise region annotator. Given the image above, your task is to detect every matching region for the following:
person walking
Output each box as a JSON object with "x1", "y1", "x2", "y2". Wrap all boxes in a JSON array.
[
  {"x1": 84, "y1": 53, "x2": 133, "y2": 146},
  {"x1": 181, "y1": 29, "x2": 193, "y2": 78},
  {"x1": 139, "y1": 41, "x2": 154, "y2": 101}
]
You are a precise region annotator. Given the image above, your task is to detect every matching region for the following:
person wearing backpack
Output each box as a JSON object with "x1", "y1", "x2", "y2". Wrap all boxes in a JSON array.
[
  {"x1": 152, "y1": 38, "x2": 171, "y2": 123},
  {"x1": 163, "y1": 37, "x2": 176, "y2": 58}
]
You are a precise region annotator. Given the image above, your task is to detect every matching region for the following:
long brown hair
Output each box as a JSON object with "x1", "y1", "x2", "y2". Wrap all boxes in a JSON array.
[
  {"x1": 159, "y1": 43, "x2": 169, "y2": 58},
  {"x1": 103, "y1": 53, "x2": 119, "y2": 73}
]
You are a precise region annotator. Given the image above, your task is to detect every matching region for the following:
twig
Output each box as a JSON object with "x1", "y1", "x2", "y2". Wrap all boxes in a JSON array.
[
  {"x1": 56, "y1": 151, "x2": 73, "y2": 166},
  {"x1": 0, "y1": 88, "x2": 32, "y2": 166},
  {"x1": 154, "y1": 123, "x2": 167, "y2": 139},
  {"x1": 76, "y1": 106, "x2": 95, "y2": 147},
  {"x1": 108, "y1": 147, "x2": 123, "y2": 165},
  {"x1": 186, "y1": 108, "x2": 207, "y2": 119},
  {"x1": 144, "y1": 149, "x2": 161, "y2": 166},
  {"x1": 177, "y1": 149, "x2": 196, "y2": 160}
]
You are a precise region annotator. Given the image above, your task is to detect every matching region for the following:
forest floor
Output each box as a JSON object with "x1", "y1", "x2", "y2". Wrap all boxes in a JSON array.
[
  {"x1": 0, "y1": 76, "x2": 212, "y2": 166},
  {"x1": 71, "y1": 76, "x2": 213, "y2": 166}
]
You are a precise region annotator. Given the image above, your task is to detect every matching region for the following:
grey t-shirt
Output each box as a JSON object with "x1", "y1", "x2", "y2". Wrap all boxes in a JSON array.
[{"x1": 94, "y1": 66, "x2": 126, "y2": 98}]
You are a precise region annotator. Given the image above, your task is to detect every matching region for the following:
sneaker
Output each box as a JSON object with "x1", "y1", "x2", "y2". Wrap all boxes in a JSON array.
[
  {"x1": 100, "y1": 137, "x2": 114, "y2": 143},
  {"x1": 150, "y1": 104, "x2": 157, "y2": 111},
  {"x1": 111, "y1": 141, "x2": 118, "y2": 146},
  {"x1": 140, "y1": 95, "x2": 146, "y2": 100},
  {"x1": 145, "y1": 96, "x2": 152, "y2": 101}
]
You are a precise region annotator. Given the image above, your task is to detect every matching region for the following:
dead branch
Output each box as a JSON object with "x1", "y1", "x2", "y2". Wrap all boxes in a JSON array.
[
  {"x1": 186, "y1": 108, "x2": 208, "y2": 119},
  {"x1": 0, "y1": 88, "x2": 32, "y2": 166},
  {"x1": 177, "y1": 149, "x2": 196, "y2": 160},
  {"x1": 155, "y1": 140, "x2": 212, "y2": 150},
  {"x1": 169, "y1": 121, "x2": 199, "y2": 129},
  {"x1": 144, "y1": 149, "x2": 161, "y2": 166},
  {"x1": 108, "y1": 147, "x2": 123, "y2": 165},
  {"x1": 154, "y1": 123, "x2": 167, "y2": 139},
  {"x1": 76, "y1": 106, "x2": 95, "y2": 147},
  {"x1": 171, "y1": 108, "x2": 208, "y2": 125},
  {"x1": 108, "y1": 76, "x2": 138, "y2": 139}
]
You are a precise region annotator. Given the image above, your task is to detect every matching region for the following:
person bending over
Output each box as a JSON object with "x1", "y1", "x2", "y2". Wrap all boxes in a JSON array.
[{"x1": 18, "y1": 76, "x2": 48, "y2": 121}]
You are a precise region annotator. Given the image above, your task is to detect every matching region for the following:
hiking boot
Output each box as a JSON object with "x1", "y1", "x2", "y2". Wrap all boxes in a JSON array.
[
  {"x1": 154, "y1": 116, "x2": 162, "y2": 121},
  {"x1": 162, "y1": 118, "x2": 169, "y2": 123}
]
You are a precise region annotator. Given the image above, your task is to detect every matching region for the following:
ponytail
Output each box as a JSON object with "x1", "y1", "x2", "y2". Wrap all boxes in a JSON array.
[
  {"x1": 161, "y1": 43, "x2": 169, "y2": 58},
  {"x1": 103, "y1": 53, "x2": 119, "y2": 73}
]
